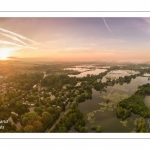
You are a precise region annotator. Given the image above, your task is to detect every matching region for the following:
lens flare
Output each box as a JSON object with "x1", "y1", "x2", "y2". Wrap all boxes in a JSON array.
[{"x1": 0, "y1": 48, "x2": 11, "y2": 60}]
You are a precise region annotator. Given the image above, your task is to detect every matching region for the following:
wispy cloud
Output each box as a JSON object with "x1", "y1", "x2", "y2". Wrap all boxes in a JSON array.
[
  {"x1": 0, "y1": 27, "x2": 39, "y2": 52},
  {"x1": 0, "y1": 32, "x2": 29, "y2": 46},
  {"x1": 103, "y1": 18, "x2": 114, "y2": 36},
  {"x1": 0, "y1": 40, "x2": 37, "y2": 50},
  {"x1": 0, "y1": 27, "x2": 38, "y2": 45}
]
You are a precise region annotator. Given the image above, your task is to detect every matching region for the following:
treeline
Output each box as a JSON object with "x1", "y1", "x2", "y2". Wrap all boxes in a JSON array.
[
  {"x1": 32, "y1": 64, "x2": 52, "y2": 71},
  {"x1": 41, "y1": 74, "x2": 77, "y2": 90},
  {"x1": 46, "y1": 68, "x2": 80, "y2": 75},
  {"x1": 117, "y1": 83, "x2": 150, "y2": 119},
  {"x1": 76, "y1": 69, "x2": 139, "y2": 92},
  {"x1": 76, "y1": 92, "x2": 92, "y2": 103},
  {"x1": 4, "y1": 72, "x2": 43, "y2": 90}
]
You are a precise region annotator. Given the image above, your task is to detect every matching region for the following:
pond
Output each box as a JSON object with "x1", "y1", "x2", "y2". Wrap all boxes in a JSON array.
[
  {"x1": 64, "y1": 65, "x2": 108, "y2": 78},
  {"x1": 69, "y1": 69, "x2": 107, "y2": 78},
  {"x1": 101, "y1": 70, "x2": 139, "y2": 82},
  {"x1": 64, "y1": 67, "x2": 90, "y2": 72},
  {"x1": 78, "y1": 76, "x2": 150, "y2": 132}
]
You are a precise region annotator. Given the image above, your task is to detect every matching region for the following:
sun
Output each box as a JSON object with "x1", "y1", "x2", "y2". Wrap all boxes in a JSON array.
[{"x1": 0, "y1": 49, "x2": 11, "y2": 60}]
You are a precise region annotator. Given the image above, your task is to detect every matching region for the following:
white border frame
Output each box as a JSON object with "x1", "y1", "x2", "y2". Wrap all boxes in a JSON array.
[{"x1": 0, "y1": 11, "x2": 150, "y2": 139}]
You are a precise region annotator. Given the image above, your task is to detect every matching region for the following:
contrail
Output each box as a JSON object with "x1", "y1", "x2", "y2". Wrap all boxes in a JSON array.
[
  {"x1": 0, "y1": 27, "x2": 39, "y2": 45},
  {"x1": 0, "y1": 40, "x2": 37, "y2": 50},
  {"x1": 0, "y1": 40, "x2": 27, "y2": 47},
  {"x1": 0, "y1": 32, "x2": 29, "y2": 46},
  {"x1": 103, "y1": 18, "x2": 114, "y2": 36},
  {"x1": 0, "y1": 27, "x2": 51, "y2": 53}
]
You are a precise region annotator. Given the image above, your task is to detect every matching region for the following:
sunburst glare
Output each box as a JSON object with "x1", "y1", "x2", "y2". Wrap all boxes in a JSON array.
[{"x1": 0, "y1": 48, "x2": 11, "y2": 60}]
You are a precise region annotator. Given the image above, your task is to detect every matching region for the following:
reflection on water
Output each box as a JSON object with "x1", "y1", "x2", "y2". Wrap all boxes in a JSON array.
[
  {"x1": 64, "y1": 65, "x2": 107, "y2": 78},
  {"x1": 69, "y1": 69, "x2": 107, "y2": 78},
  {"x1": 102, "y1": 70, "x2": 139, "y2": 82},
  {"x1": 64, "y1": 67, "x2": 90, "y2": 72},
  {"x1": 98, "y1": 66, "x2": 110, "y2": 69},
  {"x1": 78, "y1": 76, "x2": 150, "y2": 132}
]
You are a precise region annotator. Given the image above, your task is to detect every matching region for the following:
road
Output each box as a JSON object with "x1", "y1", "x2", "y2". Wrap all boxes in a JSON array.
[
  {"x1": 46, "y1": 101, "x2": 72, "y2": 132},
  {"x1": 46, "y1": 106, "x2": 70, "y2": 132}
]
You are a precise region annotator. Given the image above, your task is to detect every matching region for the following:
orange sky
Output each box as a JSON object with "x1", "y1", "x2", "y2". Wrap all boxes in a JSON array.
[{"x1": 0, "y1": 18, "x2": 150, "y2": 62}]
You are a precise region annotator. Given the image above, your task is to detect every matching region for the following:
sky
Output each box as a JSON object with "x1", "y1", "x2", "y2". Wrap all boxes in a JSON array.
[{"x1": 0, "y1": 17, "x2": 150, "y2": 62}]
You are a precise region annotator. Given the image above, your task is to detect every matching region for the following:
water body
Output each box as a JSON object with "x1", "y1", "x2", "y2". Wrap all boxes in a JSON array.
[
  {"x1": 78, "y1": 76, "x2": 150, "y2": 132},
  {"x1": 65, "y1": 65, "x2": 107, "y2": 78},
  {"x1": 98, "y1": 66, "x2": 110, "y2": 69},
  {"x1": 102, "y1": 70, "x2": 139, "y2": 82},
  {"x1": 69, "y1": 69, "x2": 107, "y2": 78},
  {"x1": 64, "y1": 67, "x2": 90, "y2": 72}
]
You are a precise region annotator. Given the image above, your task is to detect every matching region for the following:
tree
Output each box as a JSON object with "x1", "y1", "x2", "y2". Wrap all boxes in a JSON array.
[
  {"x1": 42, "y1": 112, "x2": 53, "y2": 129},
  {"x1": 34, "y1": 107, "x2": 43, "y2": 115},
  {"x1": 69, "y1": 101, "x2": 78, "y2": 109},
  {"x1": 3, "y1": 105, "x2": 8, "y2": 112},
  {"x1": 15, "y1": 101, "x2": 29, "y2": 115},
  {"x1": 21, "y1": 112, "x2": 41, "y2": 126},
  {"x1": 21, "y1": 112, "x2": 43, "y2": 132},
  {"x1": 33, "y1": 120, "x2": 43, "y2": 132},
  {"x1": 116, "y1": 105, "x2": 131, "y2": 119},
  {"x1": 10, "y1": 99, "x2": 16, "y2": 107},
  {"x1": 47, "y1": 106, "x2": 55, "y2": 113},
  {"x1": 58, "y1": 126, "x2": 67, "y2": 132},
  {"x1": 24, "y1": 125, "x2": 34, "y2": 132},
  {"x1": 81, "y1": 127, "x2": 88, "y2": 132},
  {"x1": 91, "y1": 126, "x2": 102, "y2": 132},
  {"x1": 136, "y1": 119, "x2": 148, "y2": 133},
  {"x1": 96, "y1": 126, "x2": 102, "y2": 132}
]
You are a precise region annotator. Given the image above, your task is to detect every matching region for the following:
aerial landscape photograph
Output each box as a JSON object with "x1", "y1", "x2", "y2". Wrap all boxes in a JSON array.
[{"x1": 1, "y1": 17, "x2": 150, "y2": 133}]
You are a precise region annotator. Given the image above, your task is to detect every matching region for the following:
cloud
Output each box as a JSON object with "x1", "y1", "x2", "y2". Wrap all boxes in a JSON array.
[
  {"x1": 0, "y1": 40, "x2": 37, "y2": 50},
  {"x1": 103, "y1": 18, "x2": 114, "y2": 36},
  {"x1": 0, "y1": 27, "x2": 39, "y2": 52},
  {"x1": 0, "y1": 27, "x2": 38, "y2": 45},
  {"x1": 0, "y1": 32, "x2": 29, "y2": 46}
]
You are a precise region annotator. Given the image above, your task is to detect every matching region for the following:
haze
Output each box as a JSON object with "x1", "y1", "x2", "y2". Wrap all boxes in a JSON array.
[{"x1": 0, "y1": 17, "x2": 150, "y2": 62}]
